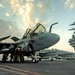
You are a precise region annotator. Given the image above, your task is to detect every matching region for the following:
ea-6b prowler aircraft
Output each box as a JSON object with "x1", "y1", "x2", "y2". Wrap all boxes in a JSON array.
[{"x1": 0, "y1": 23, "x2": 60, "y2": 62}]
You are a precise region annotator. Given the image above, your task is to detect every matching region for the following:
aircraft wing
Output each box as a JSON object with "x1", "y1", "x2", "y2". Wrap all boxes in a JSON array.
[
  {"x1": 0, "y1": 35, "x2": 10, "y2": 41},
  {"x1": 0, "y1": 42, "x2": 15, "y2": 48},
  {"x1": 39, "y1": 50, "x2": 58, "y2": 57},
  {"x1": 0, "y1": 39, "x2": 24, "y2": 54},
  {"x1": 58, "y1": 53, "x2": 75, "y2": 57},
  {"x1": 39, "y1": 50, "x2": 58, "y2": 54},
  {"x1": 0, "y1": 42, "x2": 19, "y2": 53},
  {"x1": 0, "y1": 42, "x2": 22, "y2": 48}
]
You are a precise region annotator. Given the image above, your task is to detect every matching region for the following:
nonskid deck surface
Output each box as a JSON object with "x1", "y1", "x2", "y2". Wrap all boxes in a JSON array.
[{"x1": 0, "y1": 60, "x2": 75, "y2": 75}]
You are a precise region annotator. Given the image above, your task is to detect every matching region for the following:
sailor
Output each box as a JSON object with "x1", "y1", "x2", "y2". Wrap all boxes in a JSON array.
[
  {"x1": 2, "y1": 45, "x2": 9, "y2": 62},
  {"x1": 13, "y1": 47, "x2": 19, "y2": 62},
  {"x1": 18, "y1": 47, "x2": 24, "y2": 63},
  {"x1": 2, "y1": 53, "x2": 9, "y2": 62},
  {"x1": 10, "y1": 47, "x2": 15, "y2": 62},
  {"x1": 13, "y1": 47, "x2": 24, "y2": 63}
]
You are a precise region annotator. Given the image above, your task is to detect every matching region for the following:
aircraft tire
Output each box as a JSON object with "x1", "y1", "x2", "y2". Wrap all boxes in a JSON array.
[
  {"x1": 50, "y1": 58, "x2": 54, "y2": 61},
  {"x1": 32, "y1": 58, "x2": 38, "y2": 63},
  {"x1": 39, "y1": 58, "x2": 41, "y2": 61}
]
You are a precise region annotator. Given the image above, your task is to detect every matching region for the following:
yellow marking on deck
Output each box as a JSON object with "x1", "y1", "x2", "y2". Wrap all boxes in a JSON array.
[{"x1": 0, "y1": 65, "x2": 43, "y2": 75}]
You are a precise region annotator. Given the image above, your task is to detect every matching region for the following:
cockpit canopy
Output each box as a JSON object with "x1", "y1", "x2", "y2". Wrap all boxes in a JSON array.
[
  {"x1": 22, "y1": 23, "x2": 46, "y2": 39},
  {"x1": 22, "y1": 28, "x2": 31, "y2": 39},
  {"x1": 30, "y1": 23, "x2": 46, "y2": 35}
]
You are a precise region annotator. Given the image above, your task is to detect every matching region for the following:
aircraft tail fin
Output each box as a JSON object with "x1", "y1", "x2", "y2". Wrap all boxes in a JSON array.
[{"x1": 11, "y1": 37, "x2": 20, "y2": 42}]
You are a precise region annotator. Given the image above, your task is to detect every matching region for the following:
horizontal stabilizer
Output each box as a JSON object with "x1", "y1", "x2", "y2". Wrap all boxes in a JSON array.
[{"x1": 11, "y1": 37, "x2": 19, "y2": 42}]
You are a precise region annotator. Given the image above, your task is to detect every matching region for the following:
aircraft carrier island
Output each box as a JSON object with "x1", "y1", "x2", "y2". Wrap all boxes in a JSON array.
[
  {"x1": 69, "y1": 34, "x2": 75, "y2": 50},
  {"x1": 69, "y1": 22, "x2": 75, "y2": 50}
]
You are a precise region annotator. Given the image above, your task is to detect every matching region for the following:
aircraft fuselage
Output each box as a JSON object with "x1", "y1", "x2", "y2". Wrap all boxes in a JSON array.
[{"x1": 16, "y1": 32, "x2": 60, "y2": 52}]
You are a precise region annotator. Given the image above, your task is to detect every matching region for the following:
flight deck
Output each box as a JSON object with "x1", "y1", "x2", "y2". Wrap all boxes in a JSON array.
[{"x1": 0, "y1": 60, "x2": 75, "y2": 75}]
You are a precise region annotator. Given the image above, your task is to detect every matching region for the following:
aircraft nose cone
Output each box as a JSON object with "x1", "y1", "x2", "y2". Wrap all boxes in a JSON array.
[
  {"x1": 53, "y1": 34, "x2": 60, "y2": 43},
  {"x1": 48, "y1": 33, "x2": 60, "y2": 46}
]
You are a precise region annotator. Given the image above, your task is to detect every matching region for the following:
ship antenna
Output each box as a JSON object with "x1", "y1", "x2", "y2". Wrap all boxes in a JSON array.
[{"x1": 69, "y1": 22, "x2": 75, "y2": 34}]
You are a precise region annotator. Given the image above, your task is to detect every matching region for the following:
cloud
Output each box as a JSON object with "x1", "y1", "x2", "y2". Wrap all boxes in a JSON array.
[
  {"x1": 0, "y1": 19, "x2": 9, "y2": 31},
  {"x1": 70, "y1": 3, "x2": 74, "y2": 9},
  {"x1": 0, "y1": 19, "x2": 21, "y2": 37},
  {"x1": 0, "y1": 4, "x2": 4, "y2": 8},
  {"x1": 64, "y1": 0, "x2": 75, "y2": 9},
  {"x1": 8, "y1": 25, "x2": 12, "y2": 29},
  {"x1": 9, "y1": 0, "x2": 35, "y2": 28},
  {"x1": 9, "y1": 0, "x2": 52, "y2": 30},
  {"x1": 26, "y1": 0, "x2": 34, "y2": 2},
  {"x1": 5, "y1": 13, "x2": 10, "y2": 16}
]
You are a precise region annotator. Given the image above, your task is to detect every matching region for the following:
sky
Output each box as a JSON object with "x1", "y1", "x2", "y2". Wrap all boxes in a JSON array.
[{"x1": 0, "y1": 0, "x2": 75, "y2": 52}]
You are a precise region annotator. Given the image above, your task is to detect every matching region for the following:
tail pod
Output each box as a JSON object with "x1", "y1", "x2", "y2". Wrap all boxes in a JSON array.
[{"x1": 49, "y1": 22, "x2": 58, "y2": 33}]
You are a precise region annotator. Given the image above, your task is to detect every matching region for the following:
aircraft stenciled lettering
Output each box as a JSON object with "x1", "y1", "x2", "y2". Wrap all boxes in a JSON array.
[
  {"x1": 38, "y1": 36, "x2": 47, "y2": 40},
  {"x1": 35, "y1": 43, "x2": 44, "y2": 46}
]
